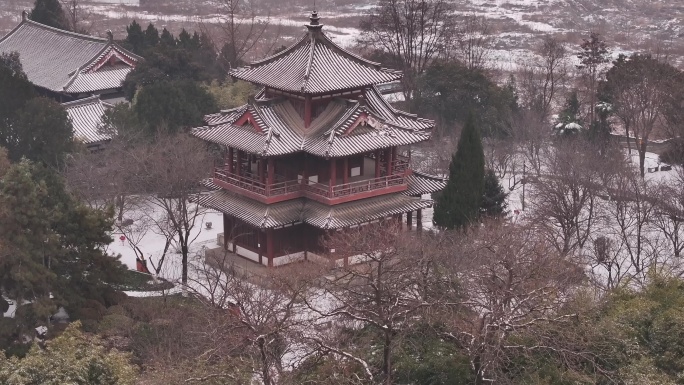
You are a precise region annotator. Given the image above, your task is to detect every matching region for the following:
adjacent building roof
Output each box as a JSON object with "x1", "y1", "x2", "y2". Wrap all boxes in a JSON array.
[
  {"x1": 404, "y1": 171, "x2": 448, "y2": 196},
  {"x1": 62, "y1": 96, "x2": 113, "y2": 145},
  {"x1": 0, "y1": 14, "x2": 140, "y2": 94},
  {"x1": 229, "y1": 12, "x2": 402, "y2": 94},
  {"x1": 193, "y1": 86, "x2": 434, "y2": 158},
  {"x1": 198, "y1": 188, "x2": 432, "y2": 230}
]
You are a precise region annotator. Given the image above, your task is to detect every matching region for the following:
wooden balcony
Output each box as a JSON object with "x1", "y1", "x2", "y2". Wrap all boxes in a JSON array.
[{"x1": 213, "y1": 166, "x2": 409, "y2": 205}]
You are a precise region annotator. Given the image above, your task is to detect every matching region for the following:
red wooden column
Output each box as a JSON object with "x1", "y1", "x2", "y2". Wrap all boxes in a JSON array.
[
  {"x1": 222, "y1": 214, "x2": 229, "y2": 250},
  {"x1": 259, "y1": 158, "x2": 266, "y2": 183},
  {"x1": 267, "y1": 158, "x2": 275, "y2": 194},
  {"x1": 304, "y1": 96, "x2": 313, "y2": 128},
  {"x1": 266, "y1": 229, "x2": 274, "y2": 267},
  {"x1": 407, "y1": 211, "x2": 413, "y2": 229},
  {"x1": 375, "y1": 150, "x2": 381, "y2": 178},
  {"x1": 385, "y1": 148, "x2": 392, "y2": 176},
  {"x1": 257, "y1": 231, "x2": 264, "y2": 265},
  {"x1": 235, "y1": 150, "x2": 242, "y2": 177},
  {"x1": 343, "y1": 157, "x2": 349, "y2": 185},
  {"x1": 227, "y1": 147, "x2": 234, "y2": 174},
  {"x1": 329, "y1": 158, "x2": 337, "y2": 195}
]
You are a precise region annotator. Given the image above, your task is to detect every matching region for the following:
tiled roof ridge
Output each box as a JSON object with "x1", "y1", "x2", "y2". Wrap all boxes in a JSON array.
[
  {"x1": 61, "y1": 94, "x2": 102, "y2": 108},
  {"x1": 241, "y1": 34, "x2": 309, "y2": 68},
  {"x1": 11, "y1": 18, "x2": 109, "y2": 44},
  {"x1": 316, "y1": 31, "x2": 399, "y2": 75},
  {"x1": 413, "y1": 170, "x2": 448, "y2": 181}
]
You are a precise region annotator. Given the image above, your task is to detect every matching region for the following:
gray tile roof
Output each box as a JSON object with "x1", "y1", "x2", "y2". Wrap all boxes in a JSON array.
[
  {"x1": 404, "y1": 171, "x2": 447, "y2": 196},
  {"x1": 230, "y1": 17, "x2": 401, "y2": 94},
  {"x1": 0, "y1": 18, "x2": 140, "y2": 94},
  {"x1": 192, "y1": 87, "x2": 434, "y2": 158},
  {"x1": 197, "y1": 188, "x2": 432, "y2": 230},
  {"x1": 62, "y1": 96, "x2": 113, "y2": 145}
]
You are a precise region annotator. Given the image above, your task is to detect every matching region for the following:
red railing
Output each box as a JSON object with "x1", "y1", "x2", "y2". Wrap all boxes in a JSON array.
[
  {"x1": 214, "y1": 168, "x2": 301, "y2": 197},
  {"x1": 330, "y1": 174, "x2": 405, "y2": 198},
  {"x1": 214, "y1": 166, "x2": 408, "y2": 201}
]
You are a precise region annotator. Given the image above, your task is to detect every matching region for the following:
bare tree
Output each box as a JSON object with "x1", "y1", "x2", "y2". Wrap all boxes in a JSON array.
[
  {"x1": 454, "y1": 14, "x2": 493, "y2": 71},
  {"x1": 518, "y1": 36, "x2": 568, "y2": 122},
  {"x1": 438, "y1": 222, "x2": 584, "y2": 385},
  {"x1": 188, "y1": 247, "x2": 317, "y2": 385},
  {"x1": 306, "y1": 221, "x2": 446, "y2": 385},
  {"x1": 604, "y1": 54, "x2": 680, "y2": 177},
  {"x1": 60, "y1": 0, "x2": 92, "y2": 34},
  {"x1": 209, "y1": 0, "x2": 273, "y2": 69},
  {"x1": 510, "y1": 108, "x2": 550, "y2": 176},
  {"x1": 529, "y1": 140, "x2": 603, "y2": 255},
  {"x1": 359, "y1": 0, "x2": 456, "y2": 101}
]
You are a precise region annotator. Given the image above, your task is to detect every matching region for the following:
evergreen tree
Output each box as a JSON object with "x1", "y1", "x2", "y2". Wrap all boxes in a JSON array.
[
  {"x1": 123, "y1": 20, "x2": 145, "y2": 55},
  {"x1": 553, "y1": 91, "x2": 583, "y2": 136},
  {"x1": 144, "y1": 23, "x2": 160, "y2": 49},
  {"x1": 0, "y1": 161, "x2": 127, "y2": 338},
  {"x1": 480, "y1": 169, "x2": 508, "y2": 218},
  {"x1": 159, "y1": 28, "x2": 175, "y2": 48},
  {"x1": 133, "y1": 80, "x2": 218, "y2": 135},
  {"x1": 434, "y1": 113, "x2": 485, "y2": 229},
  {"x1": 29, "y1": 0, "x2": 69, "y2": 30},
  {"x1": 1, "y1": 97, "x2": 74, "y2": 167},
  {"x1": 0, "y1": 53, "x2": 35, "y2": 128}
]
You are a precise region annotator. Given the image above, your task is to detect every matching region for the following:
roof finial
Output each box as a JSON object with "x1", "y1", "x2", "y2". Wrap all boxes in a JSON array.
[
  {"x1": 21, "y1": 10, "x2": 28, "y2": 21},
  {"x1": 106, "y1": 30, "x2": 113, "y2": 42},
  {"x1": 306, "y1": 10, "x2": 323, "y2": 31}
]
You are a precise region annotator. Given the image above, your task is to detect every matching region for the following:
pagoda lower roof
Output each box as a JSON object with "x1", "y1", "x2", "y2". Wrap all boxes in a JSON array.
[
  {"x1": 0, "y1": 18, "x2": 140, "y2": 94},
  {"x1": 405, "y1": 172, "x2": 448, "y2": 196},
  {"x1": 230, "y1": 25, "x2": 401, "y2": 94},
  {"x1": 193, "y1": 86, "x2": 434, "y2": 158},
  {"x1": 197, "y1": 188, "x2": 432, "y2": 230}
]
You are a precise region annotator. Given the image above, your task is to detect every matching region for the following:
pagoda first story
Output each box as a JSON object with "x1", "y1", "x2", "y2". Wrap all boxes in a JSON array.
[
  {"x1": 193, "y1": 11, "x2": 445, "y2": 267},
  {"x1": 194, "y1": 87, "x2": 446, "y2": 267}
]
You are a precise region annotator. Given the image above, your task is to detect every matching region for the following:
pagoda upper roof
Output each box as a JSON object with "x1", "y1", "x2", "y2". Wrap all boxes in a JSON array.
[
  {"x1": 193, "y1": 86, "x2": 434, "y2": 158},
  {"x1": 229, "y1": 12, "x2": 402, "y2": 94},
  {"x1": 62, "y1": 96, "x2": 113, "y2": 146},
  {"x1": 0, "y1": 14, "x2": 141, "y2": 94}
]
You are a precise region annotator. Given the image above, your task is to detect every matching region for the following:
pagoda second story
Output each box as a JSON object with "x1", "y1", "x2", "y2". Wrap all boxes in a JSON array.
[
  {"x1": 193, "y1": 12, "x2": 445, "y2": 267},
  {"x1": 194, "y1": 12, "x2": 437, "y2": 205}
]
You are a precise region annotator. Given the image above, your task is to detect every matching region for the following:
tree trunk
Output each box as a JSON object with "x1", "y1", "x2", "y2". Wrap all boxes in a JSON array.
[{"x1": 383, "y1": 331, "x2": 392, "y2": 385}]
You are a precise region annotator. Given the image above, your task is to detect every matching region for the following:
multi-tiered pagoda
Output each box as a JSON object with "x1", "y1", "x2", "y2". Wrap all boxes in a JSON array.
[{"x1": 193, "y1": 12, "x2": 445, "y2": 267}]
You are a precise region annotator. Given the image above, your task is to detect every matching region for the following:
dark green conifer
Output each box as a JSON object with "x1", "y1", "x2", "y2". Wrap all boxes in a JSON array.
[
  {"x1": 480, "y1": 169, "x2": 508, "y2": 218},
  {"x1": 434, "y1": 113, "x2": 485, "y2": 229},
  {"x1": 29, "y1": 0, "x2": 69, "y2": 30}
]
